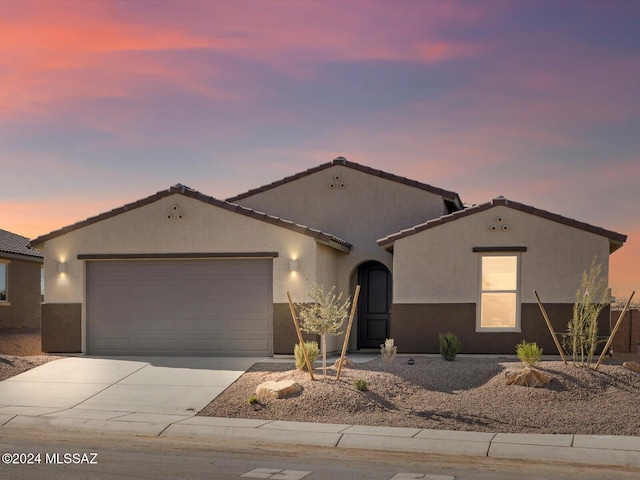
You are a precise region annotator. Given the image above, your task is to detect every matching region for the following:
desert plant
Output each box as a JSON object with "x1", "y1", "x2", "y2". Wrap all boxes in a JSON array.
[
  {"x1": 439, "y1": 332, "x2": 461, "y2": 361},
  {"x1": 516, "y1": 340, "x2": 543, "y2": 367},
  {"x1": 566, "y1": 256, "x2": 610, "y2": 368},
  {"x1": 294, "y1": 341, "x2": 320, "y2": 371},
  {"x1": 248, "y1": 394, "x2": 260, "y2": 405},
  {"x1": 353, "y1": 379, "x2": 368, "y2": 391},
  {"x1": 296, "y1": 283, "x2": 351, "y2": 376},
  {"x1": 380, "y1": 338, "x2": 398, "y2": 368}
]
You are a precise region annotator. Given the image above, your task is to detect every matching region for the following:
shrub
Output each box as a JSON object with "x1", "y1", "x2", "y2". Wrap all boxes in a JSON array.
[
  {"x1": 439, "y1": 332, "x2": 461, "y2": 361},
  {"x1": 294, "y1": 341, "x2": 320, "y2": 371},
  {"x1": 566, "y1": 256, "x2": 610, "y2": 368},
  {"x1": 516, "y1": 340, "x2": 543, "y2": 366},
  {"x1": 353, "y1": 379, "x2": 368, "y2": 391},
  {"x1": 248, "y1": 394, "x2": 260, "y2": 405},
  {"x1": 380, "y1": 338, "x2": 398, "y2": 368}
]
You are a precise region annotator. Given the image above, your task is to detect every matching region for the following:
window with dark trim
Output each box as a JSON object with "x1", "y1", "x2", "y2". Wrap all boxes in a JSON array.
[
  {"x1": 477, "y1": 254, "x2": 521, "y2": 332},
  {"x1": 0, "y1": 261, "x2": 8, "y2": 302}
]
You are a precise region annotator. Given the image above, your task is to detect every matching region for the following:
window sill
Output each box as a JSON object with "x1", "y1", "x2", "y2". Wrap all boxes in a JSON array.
[
  {"x1": 0, "y1": 301, "x2": 11, "y2": 307},
  {"x1": 476, "y1": 327, "x2": 521, "y2": 333}
]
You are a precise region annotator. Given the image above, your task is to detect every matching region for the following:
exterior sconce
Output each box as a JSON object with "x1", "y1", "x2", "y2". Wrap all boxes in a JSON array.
[
  {"x1": 289, "y1": 260, "x2": 299, "y2": 272},
  {"x1": 58, "y1": 262, "x2": 67, "y2": 273}
]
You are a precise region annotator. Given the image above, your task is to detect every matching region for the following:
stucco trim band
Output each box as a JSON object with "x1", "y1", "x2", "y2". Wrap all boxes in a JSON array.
[{"x1": 77, "y1": 252, "x2": 279, "y2": 260}]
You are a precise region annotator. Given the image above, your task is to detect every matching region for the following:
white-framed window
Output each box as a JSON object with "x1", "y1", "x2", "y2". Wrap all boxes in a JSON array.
[
  {"x1": 477, "y1": 253, "x2": 520, "y2": 332},
  {"x1": 0, "y1": 260, "x2": 8, "y2": 303}
]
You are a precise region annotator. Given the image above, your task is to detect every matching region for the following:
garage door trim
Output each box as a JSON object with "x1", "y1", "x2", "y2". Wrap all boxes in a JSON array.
[{"x1": 85, "y1": 257, "x2": 274, "y2": 356}]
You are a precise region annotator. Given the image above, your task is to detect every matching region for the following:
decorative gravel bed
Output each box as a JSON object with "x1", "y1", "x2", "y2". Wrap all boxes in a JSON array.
[
  {"x1": 0, "y1": 330, "x2": 63, "y2": 381},
  {"x1": 198, "y1": 355, "x2": 640, "y2": 436}
]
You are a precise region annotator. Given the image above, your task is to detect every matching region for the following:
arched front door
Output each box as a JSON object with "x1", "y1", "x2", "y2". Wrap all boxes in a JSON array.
[{"x1": 357, "y1": 261, "x2": 392, "y2": 349}]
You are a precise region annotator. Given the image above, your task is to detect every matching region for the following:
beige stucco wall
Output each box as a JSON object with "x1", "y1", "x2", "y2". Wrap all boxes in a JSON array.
[
  {"x1": 233, "y1": 164, "x2": 449, "y2": 295},
  {"x1": 392, "y1": 205, "x2": 611, "y2": 304},
  {"x1": 43, "y1": 194, "x2": 339, "y2": 306}
]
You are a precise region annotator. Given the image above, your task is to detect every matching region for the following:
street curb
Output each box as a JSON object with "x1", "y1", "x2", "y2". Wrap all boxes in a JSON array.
[{"x1": 2, "y1": 415, "x2": 639, "y2": 468}]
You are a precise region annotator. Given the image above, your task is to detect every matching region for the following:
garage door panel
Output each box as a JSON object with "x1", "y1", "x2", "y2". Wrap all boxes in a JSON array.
[
  {"x1": 181, "y1": 318, "x2": 225, "y2": 331},
  {"x1": 180, "y1": 336, "x2": 225, "y2": 352},
  {"x1": 86, "y1": 259, "x2": 272, "y2": 356},
  {"x1": 226, "y1": 336, "x2": 271, "y2": 355}
]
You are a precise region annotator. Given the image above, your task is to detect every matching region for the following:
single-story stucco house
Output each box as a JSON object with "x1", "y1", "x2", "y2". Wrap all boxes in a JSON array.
[
  {"x1": 30, "y1": 157, "x2": 627, "y2": 356},
  {"x1": 0, "y1": 228, "x2": 44, "y2": 329}
]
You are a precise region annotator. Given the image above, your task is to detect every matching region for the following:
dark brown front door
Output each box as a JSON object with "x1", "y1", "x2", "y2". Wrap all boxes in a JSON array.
[{"x1": 357, "y1": 261, "x2": 391, "y2": 349}]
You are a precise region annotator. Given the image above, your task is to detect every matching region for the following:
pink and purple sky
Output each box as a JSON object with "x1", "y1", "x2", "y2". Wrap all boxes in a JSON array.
[{"x1": 1, "y1": 0, "x2": 638, "y2": 297}]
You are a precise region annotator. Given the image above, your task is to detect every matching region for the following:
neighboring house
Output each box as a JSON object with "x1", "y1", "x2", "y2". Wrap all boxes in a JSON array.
[
  {"x1": 0, "y1": 228, "x2": 44, "y2": 329},
  {"x1": 30, "y1": 157, "x2": 627, "y2": 356}
]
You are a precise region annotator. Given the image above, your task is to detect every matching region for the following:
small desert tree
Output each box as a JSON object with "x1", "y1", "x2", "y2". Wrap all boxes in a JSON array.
[
  {"x1": 566, "y1": 256, "x2": 610, "y2": 367},
  {"x1": 296, "y1": 283, "x2": 351, "y2": 377}
]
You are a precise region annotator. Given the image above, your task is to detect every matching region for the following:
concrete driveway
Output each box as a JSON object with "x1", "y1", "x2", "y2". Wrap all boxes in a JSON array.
[{"x1": 0, "y1": 356, "x2": 263, "y2": 422}]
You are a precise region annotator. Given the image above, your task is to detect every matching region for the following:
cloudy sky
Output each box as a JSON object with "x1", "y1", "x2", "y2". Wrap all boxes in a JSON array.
[{"x1": 1, "y1": 0, "x2": 638, "y2": 297}]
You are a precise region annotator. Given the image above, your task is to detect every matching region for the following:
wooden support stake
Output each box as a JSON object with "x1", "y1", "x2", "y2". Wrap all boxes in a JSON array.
[
  {"x1": 534, "y1": 290, "x2": 567, "y2": 364},
  {"x1": 336, "y1": 285, "x2": 361, "y2": 381},
  {"x1": 286, "y1": 291, "x2": 314, "y2": 380},
  {"x1": 594, "y1": 290, "x2": 635, "y2": 371}
]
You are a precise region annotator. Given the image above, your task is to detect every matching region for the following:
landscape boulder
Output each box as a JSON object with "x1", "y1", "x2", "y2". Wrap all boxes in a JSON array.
[
  {"x1": 256, "y1": 380, "x2": 302, "y2": 399},
  {"x1": 333, "y1": 357, "x2": 355, "y2": 369},
  {"x1": 623, "y1": 361, "x2": 640, "y2": 374},
  {"x1": 504, "y1": 367, "x2": 552, "y2": 388}
]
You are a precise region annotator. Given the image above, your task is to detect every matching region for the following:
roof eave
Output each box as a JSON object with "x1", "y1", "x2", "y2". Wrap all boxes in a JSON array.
[{"x1": 0, "y1": 250, "x2": 44, "y2": 263}]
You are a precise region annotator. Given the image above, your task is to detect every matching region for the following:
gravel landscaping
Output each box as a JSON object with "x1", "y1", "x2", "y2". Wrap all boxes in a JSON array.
[
  {"x1": 199, "y1": 354, "x2": 640, "y2": 436},
  {"x1": 0, "y1": 330, "x2": 62, "y2": 381}
]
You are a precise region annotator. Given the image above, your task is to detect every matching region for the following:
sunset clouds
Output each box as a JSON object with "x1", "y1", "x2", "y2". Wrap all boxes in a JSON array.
[{"x1": 1, "y1": 0, "x2": 639, "y2": 295}]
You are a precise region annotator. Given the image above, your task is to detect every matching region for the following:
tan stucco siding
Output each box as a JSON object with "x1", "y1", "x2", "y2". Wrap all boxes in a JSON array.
[
  {"x1": 43, "y1": 194, "x2": 329, "y2": 305},
  {"x1": 392, "y1": 206, "x2": 611, "y2": 304},
  {"x1": 314, "y1": 243, "x2": 340, "y2": 294},
  {"x1": 234, "y1": 165, "x2": 446, "y2": 296}
]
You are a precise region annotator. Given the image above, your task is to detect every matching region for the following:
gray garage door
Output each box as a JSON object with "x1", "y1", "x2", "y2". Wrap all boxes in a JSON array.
[{"x1": 86, "y1": 259, "x2": 273, "y2": 356}]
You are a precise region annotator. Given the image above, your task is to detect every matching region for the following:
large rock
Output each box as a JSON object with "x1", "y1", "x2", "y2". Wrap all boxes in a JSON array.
[
  {"x1": 333, "y1": 357, "x2": 355, "y2": 369},
  {"x1": 623, "y1": 361, "x2": 640, "y2": 374},
  {"x1": 256, "y1": 380, "x2": 302, "y2": 399},
  {"x1": 504, "y1": 367, "x2": 552, "y2": 388}
]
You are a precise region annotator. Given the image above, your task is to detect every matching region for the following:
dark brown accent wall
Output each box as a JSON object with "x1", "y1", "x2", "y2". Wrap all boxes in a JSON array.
[
  {"x1": 391, "y1": 303, "x2": 610, "y2": 355},
  {"x1": 0, "y1": 258, "x2": 42, "y2": 329},
  {"x1": 610, "y1": 308, "x2": 640, "y2": 353},
  {"x1": 41, "y1": 303, "x2": 81, "y2": 353},
  {"x1": 273, "y1": 303, "x2": 319, "y2": 355}
]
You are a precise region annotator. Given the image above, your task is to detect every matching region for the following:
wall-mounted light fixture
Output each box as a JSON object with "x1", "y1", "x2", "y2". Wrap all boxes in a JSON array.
[
  {"x1": 289, "y1": 259, "x2": 299, "y2": 272},
  {"x1": 57, "y1": 262, "x2": 67, "y2": 274}
]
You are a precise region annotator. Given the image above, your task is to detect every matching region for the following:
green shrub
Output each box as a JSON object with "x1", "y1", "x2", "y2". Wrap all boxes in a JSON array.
[
  {"x1": 294, "y1": 341, "x2": 319, "y2": 371},
  {"x1": 248, "y1": 394, "x2": 260, "y2": 405},
  {"x1": 439, "y1": 332, "x2": 461, "y2": 361},
  {"x1": 353, "y1": 379, "x2": 368, "y2": 391},
  {"x1": 516, "y1": 340, "x2": 543, "y2": 367}
]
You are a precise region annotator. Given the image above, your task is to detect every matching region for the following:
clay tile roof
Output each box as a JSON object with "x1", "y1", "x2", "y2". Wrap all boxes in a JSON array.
[
  {"x1": 30, "y1": 185, "x2": 352, "y2": 252},
  {"x1": 226, "y1": 156, "x2": 463, "y2": 208},
  {"x1": 0, "y1": 228, "x2": 44, "y2": 260},
  {"x1": 377, "y1": 197, "x2": 627, "y2": 253}
]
